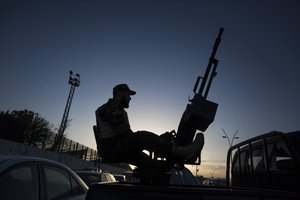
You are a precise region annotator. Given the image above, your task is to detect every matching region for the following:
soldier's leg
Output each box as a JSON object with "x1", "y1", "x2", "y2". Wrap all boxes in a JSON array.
[{"x1": 112, "y1": 131, "x2": 172, "y2": 162}]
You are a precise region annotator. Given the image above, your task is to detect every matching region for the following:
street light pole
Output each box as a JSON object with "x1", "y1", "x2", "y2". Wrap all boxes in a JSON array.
[
  {"x1": 222, "y1": 129, "x2": 239, "y2": 163},
  {"x1": 222, "y1": 129, "x2": 239, "y2": 148},
  {"x1": 52, "y1": 71, "x2": 80, "y2": 152}
]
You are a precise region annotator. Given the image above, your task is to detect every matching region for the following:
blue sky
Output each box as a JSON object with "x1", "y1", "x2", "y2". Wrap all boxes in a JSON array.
[{"x1": 1, "y1": 0, "x2": 299, "y2": 177}]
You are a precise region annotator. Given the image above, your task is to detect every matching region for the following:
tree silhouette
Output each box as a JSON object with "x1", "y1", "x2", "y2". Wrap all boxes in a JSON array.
[{"x1": 0, "y1": 110, "x2": 56, "y2": 149}]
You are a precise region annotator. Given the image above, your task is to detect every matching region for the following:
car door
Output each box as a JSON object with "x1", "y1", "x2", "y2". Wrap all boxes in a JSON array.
[
  {"x1": 0, "y1": 162, "x2": 40, "y2": 200},
  {"x1": 42, "y1": 164, "x2": 86, "y2": 200}
]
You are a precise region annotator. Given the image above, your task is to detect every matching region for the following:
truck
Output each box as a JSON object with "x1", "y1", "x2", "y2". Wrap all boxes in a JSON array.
[
  {"x1": 88, "y1": 28, "x2": 300, "y2": 199},
  {"x1": 227, "y1": 130, "x2": 300, "y2": 192},
  {"x1": 86, "y1": 130, "x2": 300, "y2": 200}
]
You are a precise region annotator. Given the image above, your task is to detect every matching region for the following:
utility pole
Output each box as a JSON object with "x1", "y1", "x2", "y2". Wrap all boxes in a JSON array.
[{"x1": 52, "y1": 71, "x2": 80, "y2": 152}]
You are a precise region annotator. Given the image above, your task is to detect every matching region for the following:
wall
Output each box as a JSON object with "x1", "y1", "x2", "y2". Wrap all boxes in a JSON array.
[{"x1": 0, "y1": 138, "x2": 130, "y2": 174}]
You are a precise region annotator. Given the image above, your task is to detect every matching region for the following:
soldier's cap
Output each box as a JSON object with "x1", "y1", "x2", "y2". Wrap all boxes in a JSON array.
[{"x1": 113, "y1": 84, "x2": 136, "y2": 95}]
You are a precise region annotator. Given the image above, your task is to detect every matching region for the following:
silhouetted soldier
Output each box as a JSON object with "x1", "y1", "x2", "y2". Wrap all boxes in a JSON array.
[{"x1": 95, "y1": 83, "x2": 204, "y2": 166}]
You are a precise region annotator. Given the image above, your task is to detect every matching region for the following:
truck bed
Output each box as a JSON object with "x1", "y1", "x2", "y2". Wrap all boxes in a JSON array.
[{"x1": 86, "y1": 182, "x2": 299, "y2": 200}]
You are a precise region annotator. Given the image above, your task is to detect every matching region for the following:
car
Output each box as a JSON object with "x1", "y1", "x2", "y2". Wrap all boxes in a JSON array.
[
  {"x1": 194, "y1": 176, "x2": 205, "y2": 185},
  {"x1": 202, "y1": 178, "x2": 226, "y2": 187},
  {"x1": 129, "y1": 166, "x2": 198, "y2": 186},
  {"x1": 168, "y1": 167, "x2": 198, "y2": 186},
  {"x1": 120, "y1": 171, "x2": 133, "y2": 181},
  {"x1": 75, "y1": 171, "x2": 116, "y2": 187},
  {"x1": 113, "y1": 174, "x2": 126, "y2": 181},
  {"x1": 0, "y1": 155, "x2": 88, "y2": 200}
]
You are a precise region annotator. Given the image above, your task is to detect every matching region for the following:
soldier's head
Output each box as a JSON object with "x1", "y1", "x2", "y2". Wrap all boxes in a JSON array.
[{"x1": 113, "y1": 84, "x2": 136, "y2": 108}]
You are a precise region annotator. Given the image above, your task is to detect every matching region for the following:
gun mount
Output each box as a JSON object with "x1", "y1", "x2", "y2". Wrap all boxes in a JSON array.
[{"x1": 175, "y1": 28, "x2": 224, "y2": 164}]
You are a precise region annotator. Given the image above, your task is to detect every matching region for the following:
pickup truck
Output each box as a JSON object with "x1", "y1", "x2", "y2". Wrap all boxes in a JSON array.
[
  {"x1": 86, "y1": 130, "x2": 300, "y2": 200},
  {"x1": 87, "y1": 29, "x2": 299, "y2": 199},
  {"x1": 226, "y1": 130, "x2": 300, "y2": 192}
]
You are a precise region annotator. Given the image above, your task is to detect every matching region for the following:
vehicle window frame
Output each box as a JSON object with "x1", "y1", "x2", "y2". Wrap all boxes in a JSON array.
[
  {"x1": 0, "y1": 161, "x2": 41, "y2": 200},
  {"x1": 251, "y1": 139, "x2": 267, "y2": 174},
  {"x1": 229, "y1": 132, "x2": 299, "y2": 191},
  {"x1": 41, "y1": 163, "x2": 84, "y2": 200},
  {"x1": 266, "y1": 136, "x2": 294, "y2": 172}
]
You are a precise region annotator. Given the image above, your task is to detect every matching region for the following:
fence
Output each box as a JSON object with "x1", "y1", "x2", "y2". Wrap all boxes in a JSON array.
[{"x1": 38, "y1": 134, "x2": 99, "y2": 162}]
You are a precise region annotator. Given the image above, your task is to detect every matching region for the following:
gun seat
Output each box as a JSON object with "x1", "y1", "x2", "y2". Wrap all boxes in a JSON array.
[
  {"x1": 93, "y1": 125, "x2": 101, "y2": 152},
  {"x1": 92, "y1": 125, "x2": 173, "y2": 184}
]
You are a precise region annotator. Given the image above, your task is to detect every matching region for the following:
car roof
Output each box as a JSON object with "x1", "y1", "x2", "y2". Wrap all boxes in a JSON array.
[
  {"x1": 113, "y1": 174, "x2": 125, "y2": 177},
  {"x1": 76, "y1": 171, "x2": 103, "y2": 174},
  {"x1": 0, "y1": 155, "x2": 89, "y2": 192},
  {"x1": 0, "y1": 155, "x2": 67, "y2": 164},
  {"x1": 75, "y1": 171, "x2": 115, "y2": 175},
  {"x1": 205, "y1": 178, "x2": 226, "y2": 180},
  {"x1": 0, "y1": 155, "x2": 73, "y2": 172}
]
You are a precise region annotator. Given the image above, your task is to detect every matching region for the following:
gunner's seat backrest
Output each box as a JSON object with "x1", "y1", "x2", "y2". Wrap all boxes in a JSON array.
[{"x1": 93, "y1": 125, "x2": 101, "y2": 152}]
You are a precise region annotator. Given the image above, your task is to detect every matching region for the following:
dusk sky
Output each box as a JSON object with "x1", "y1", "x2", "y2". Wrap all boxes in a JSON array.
[{"x1": 1, "y1": 0, "x2": 299, "y2": 177}]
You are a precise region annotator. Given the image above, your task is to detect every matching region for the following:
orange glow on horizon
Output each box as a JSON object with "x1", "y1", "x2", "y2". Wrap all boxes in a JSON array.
[{"x1": 187, "y1": 161, "x2": 226, "y2": 178}]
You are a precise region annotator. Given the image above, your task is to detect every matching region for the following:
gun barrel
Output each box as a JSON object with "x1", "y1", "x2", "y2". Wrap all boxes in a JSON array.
[
  {"x1": 210, "y1": 27, "x2": 224, "y2": 59},
  {"x1": 193, "y1": 76, "x2": 201, "y2": 94},
  {"x1": 175, "y1": 28, "x2": 224, "y2": 155},
  {"x1": 198, "y1": 27, "x2": 224, "y2": 98}
]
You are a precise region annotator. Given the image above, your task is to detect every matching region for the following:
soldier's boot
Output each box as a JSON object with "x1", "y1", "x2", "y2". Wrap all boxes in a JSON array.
[{"x1": 173, "y1": 133, "x2": 204, "y2": 161}]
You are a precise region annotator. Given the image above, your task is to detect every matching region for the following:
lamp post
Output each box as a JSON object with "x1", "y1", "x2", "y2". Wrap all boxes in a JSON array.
[
  {"x1": 52, "y1": 71, "x2": 80, "y2": 152},
  {"x1": 196, "y1": 165, "x2": 199, "y2": 176},
  {"x1": 222, "y1": 128, "x2": 239, "y2": 163},
  {"x1": 222, "y1": 129, "x2": 239, "y2": 148}
]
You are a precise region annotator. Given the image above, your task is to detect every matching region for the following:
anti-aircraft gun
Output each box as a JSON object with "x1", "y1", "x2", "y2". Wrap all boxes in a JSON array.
[
  {"x1": 130, "y1": 28, "x2": 225, "y2": 184},
  {"x1": 92, "y1": 28, "x2": 225, "y2": 185},
  {"x1": 174, "y1": 27, "x2": 224, "y2": 165}
]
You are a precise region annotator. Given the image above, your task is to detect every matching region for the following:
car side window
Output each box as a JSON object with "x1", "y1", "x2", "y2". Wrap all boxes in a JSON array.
[
  {"x1": 0, "y1": 164, "x2": 39, "y2": 200},
  {"x1": 44, "y1": 165, "x2": 83, "y2": 200},
  {"x1": 267, "y1": 140, "x2": 294, "y2": 173},
  {"x1": 70, "y1": 175, "x2": 83, "y2": 195},
  {"x1": 251, "y1": 142, "x2": 267, "y2": 174},
  {"x1": 240, "y1": 149, "x2": 251, "y2": 175}
]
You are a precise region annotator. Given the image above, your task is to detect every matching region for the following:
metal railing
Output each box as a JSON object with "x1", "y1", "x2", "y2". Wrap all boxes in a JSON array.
[{"x1": 37, "y1": 134, "x2": 99, "y2": 162}]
